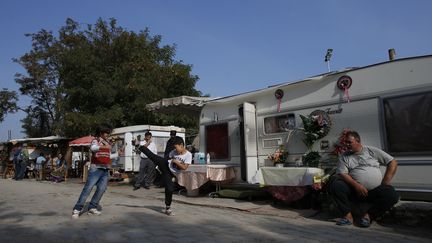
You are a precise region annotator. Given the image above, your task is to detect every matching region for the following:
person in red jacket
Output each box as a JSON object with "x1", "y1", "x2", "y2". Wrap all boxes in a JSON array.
[{"x1": 72, "y1": 125, "x2": 118, "y2": 219}]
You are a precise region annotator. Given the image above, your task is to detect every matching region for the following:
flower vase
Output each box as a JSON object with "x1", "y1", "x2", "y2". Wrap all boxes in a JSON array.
[{"x1": 275, "y1": 163, "x2": 284, "y2": 168}]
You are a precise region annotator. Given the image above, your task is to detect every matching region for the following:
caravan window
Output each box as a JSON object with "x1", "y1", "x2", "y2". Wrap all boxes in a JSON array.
[
  {"x1": 382, "y1": 91, "x2": 432, "y2": 154},
  {"x1": 205, "y1": 123, "x2": 229, "y2": 160},
  {"x1": 264, "y1": 113, "x2": 296, "y2": 134}
]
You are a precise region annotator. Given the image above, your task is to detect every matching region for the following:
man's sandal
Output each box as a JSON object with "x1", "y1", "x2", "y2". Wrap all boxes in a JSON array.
[
  {"x1": 359, "y1": 218, "x2": 371, "y2": 228},
  {"x1": 336, "y1": 218, "x2": 353, "y2": 226}
]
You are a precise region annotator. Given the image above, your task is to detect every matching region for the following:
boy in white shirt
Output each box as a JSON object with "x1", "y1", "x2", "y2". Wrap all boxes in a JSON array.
[{"x1": 137, "y1": 136, "x2": 191, "y2": 215}]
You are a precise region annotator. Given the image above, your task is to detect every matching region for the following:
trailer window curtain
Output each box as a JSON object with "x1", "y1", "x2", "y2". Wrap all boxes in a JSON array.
[
  {"x1": 264, "y1": 113, "x2": 296, "y2": 134},
  {"x1": 205, "y1": 123, "x2": 229, "y2": 160},
  {"x1": 383, "y1": 91, "x2": 432, "y2": 154}
]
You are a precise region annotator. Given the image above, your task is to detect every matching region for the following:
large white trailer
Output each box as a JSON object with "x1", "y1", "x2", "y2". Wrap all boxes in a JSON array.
[{"x1": 198, "y1": 55, "x2": 432, "y2": 200}]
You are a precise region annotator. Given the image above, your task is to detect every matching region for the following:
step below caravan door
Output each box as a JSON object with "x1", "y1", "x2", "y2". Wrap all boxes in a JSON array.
[{"x1": 240, "y1": 102, "x2": 258, "y2": 183}]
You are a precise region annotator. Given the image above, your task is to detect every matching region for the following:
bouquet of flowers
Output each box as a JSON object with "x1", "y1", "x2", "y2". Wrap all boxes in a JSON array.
[
  {"x1": 331, "y1": 128, "x2": 350, "y2": 155},
  {"x1": 268, "y1": 145, "x2": 286, "y2": 165}
]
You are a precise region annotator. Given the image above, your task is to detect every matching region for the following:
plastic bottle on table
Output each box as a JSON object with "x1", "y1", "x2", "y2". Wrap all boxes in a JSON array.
[{"x1": 206, "y1": 153, "x2": 211, "y2": 164}]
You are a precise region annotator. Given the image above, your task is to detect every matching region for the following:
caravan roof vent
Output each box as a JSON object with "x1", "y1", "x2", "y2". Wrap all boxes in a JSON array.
[{"x1": 388, "y1": 49, "x2": 396, "y2": 61}]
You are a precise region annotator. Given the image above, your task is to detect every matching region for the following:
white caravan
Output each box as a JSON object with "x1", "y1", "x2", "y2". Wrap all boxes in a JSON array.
[
  {"x1": 111, "y1": 125, "x2": 185, "y2": 172},
  {"x1": 199, "y1": 55, "x2": 432, "y2": 200}
]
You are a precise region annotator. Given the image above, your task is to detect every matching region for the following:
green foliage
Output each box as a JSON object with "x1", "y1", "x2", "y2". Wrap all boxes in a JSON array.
[
  {"x1": 14, "y1": 18, "x2": 202, "y2": 138},
  {"x1": 0, "y1": 89, "x2": 19, "y2": 122},
  {"x1": 13, "y1": 26, "x2": 66, "y2": 137},
  {"x1": 300, "y1": 114, "x2": 330, "y2": 150},
  {"x1": 303, "y1": 151, "x2": 321, "y2": 167},
  {"x1": 21, "y1": 107, "x2": 51, "y2": 137}
]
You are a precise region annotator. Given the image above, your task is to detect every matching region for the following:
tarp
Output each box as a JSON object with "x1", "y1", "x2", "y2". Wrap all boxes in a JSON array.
[
  {"x1": 8, "y1": 136, "x2": 66, "y2": 145},
  {"x1": 146, "y1": 96, "x2": 214, "y2": 116},
  {"x1": 69, "y1": 136, "x2": 95, "y2": 147}
]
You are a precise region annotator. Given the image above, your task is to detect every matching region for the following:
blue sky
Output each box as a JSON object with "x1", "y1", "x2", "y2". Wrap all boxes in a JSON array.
[{"x1": 1, "y1": 0, "x2": 431, "y2": 141}]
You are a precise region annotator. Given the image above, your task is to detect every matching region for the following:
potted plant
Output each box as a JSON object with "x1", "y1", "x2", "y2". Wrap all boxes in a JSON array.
[
  {"x1": 302, "y1": 151, "x2": 321, "y2": 167},
  {"x1": 300, "y1": 110, "x2": 331, "y2": 167}
]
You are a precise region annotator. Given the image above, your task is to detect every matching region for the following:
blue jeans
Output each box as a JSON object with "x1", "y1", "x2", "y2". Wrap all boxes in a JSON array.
[{"x1": 73, "y1": 166, "x2": 109, "y2": 211}]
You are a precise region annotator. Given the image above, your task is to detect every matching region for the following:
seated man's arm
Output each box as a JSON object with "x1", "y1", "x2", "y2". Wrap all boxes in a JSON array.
[
  {"x1": 337, "y1": 155, "x2": 368, "y2": 197},
  {"x1": 339, "y1": 173, "x2": 369, "y2": 197},
  {"x1": 382, "y1": 159, "x2": 397, "y2": 185}
]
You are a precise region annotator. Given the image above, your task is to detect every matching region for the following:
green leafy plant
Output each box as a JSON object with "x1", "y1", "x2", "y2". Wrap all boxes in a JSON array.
[
  {"x1": 303, "y1": 151, "x2": 321, "y2": 167},
  {"x1": 300, "y1": 112, "x2": 331, "y2": 150}
]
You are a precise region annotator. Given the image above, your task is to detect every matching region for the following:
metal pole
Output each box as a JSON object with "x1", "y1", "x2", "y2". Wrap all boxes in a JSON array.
[{"x1": 324, "y1": 49, "x2": 333, "y2": 72}]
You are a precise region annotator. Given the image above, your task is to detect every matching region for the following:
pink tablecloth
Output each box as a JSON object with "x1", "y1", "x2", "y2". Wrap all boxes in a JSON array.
[
  {"x1": 176, "y1": 171, "x2": 209, "y2": 191},
  {"x1": 266, "y1": 186, "x2": 310, "y2": 203},
  {"x1": 206, "y1": 165, "x2": 236, "y2": 182},
  {"x1": 176, "y1": 165, "x2": 236, "y2": 191}
]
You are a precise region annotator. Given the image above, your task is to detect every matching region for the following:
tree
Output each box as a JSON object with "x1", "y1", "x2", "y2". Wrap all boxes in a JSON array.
[
  {"x1": 13, "y1": 27, "x2": 63, "y2": 137},
  {"x1": 14, "y1": 18, "x2": 201, "y2": 138},
  {"x1": 0, "y1": 89, "x2": 19, "y2": 122}
]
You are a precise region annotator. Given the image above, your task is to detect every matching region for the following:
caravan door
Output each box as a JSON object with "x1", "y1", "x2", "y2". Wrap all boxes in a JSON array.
[
  {"x1": 240, "y1": 102, "x2": 258, "y2": 183},
  {"x1": 123, "y1": 132, "x2": 138, "y2": 172}
]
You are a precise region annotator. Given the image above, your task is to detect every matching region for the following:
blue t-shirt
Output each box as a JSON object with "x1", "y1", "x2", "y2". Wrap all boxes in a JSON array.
[{"x1": 36, "y1": 156, "x2": 46, "y2": 165}]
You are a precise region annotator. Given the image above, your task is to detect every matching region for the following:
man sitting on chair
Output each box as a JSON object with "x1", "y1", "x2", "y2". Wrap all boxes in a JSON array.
[{"x1": 329, "y1": 130, "x2": 399, "y2": 227}]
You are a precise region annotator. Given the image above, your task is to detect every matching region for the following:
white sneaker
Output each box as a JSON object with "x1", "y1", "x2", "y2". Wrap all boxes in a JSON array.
[
  {"x1": 88, "y1": 208, "x2": 102, "y2": 216},
  {"x1": 155, "y1": 166, "x2": 162, "y2": 174},
  {"x1": 72, "y1": 209, "x2": 80, "y2": 219},
  {"x1": 162, "y1": 208, "x2": 175, "y2": 216}
]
